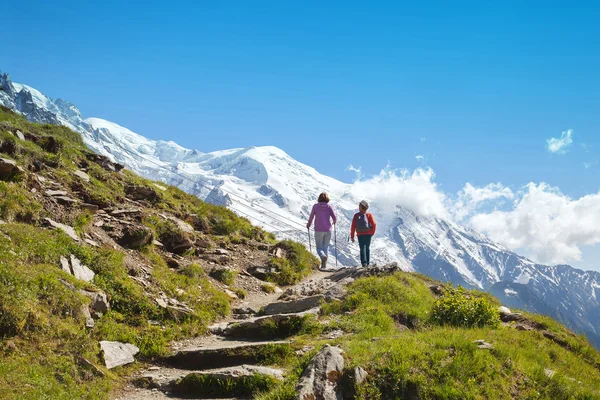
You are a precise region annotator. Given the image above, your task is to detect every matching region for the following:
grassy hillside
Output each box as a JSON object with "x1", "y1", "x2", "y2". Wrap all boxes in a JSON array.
[
  {"x1": 0, "y1": 107, "x2": 318, "y2": 399},
  {"x1": 1, "y1": 107, "x2": 599, "y2": 400}
]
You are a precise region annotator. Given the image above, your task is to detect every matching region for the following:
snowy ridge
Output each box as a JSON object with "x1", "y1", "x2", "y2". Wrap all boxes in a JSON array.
[{"x1": 2, "y1": 69, "x2": 600, "y2": 347}]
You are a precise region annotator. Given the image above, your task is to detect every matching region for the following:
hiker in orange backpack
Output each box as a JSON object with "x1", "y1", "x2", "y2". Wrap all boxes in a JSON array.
[{"x1": 350, "y1": 200, "x2": 376, "y2": 267}]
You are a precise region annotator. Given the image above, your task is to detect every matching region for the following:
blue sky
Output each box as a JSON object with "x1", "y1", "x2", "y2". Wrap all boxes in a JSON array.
[{"x1": 3, "y1": 1, "x2": 600, "y2": 270}]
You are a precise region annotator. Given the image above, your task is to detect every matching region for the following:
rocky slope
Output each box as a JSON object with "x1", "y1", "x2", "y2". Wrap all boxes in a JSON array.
[{"x1": 2, "y1": 70, "x2": 599, "y2": 349}]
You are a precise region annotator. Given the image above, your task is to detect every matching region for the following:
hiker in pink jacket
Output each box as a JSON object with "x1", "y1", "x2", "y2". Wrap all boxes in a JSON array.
[{"x1": 306, "y1": 192, "x2": 337, "y2": 268}]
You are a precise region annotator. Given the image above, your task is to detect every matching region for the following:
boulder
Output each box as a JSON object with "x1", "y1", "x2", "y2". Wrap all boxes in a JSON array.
[
  {"x1": 45, "y1": 190, "x2": 68, "y2": 197},
  {"x1": 70, "y1": 255, "x2": 95, "y2": 282},
  {"x1": 186, "y1": 213, "x2": 210, "y2": 232},
  {"x1": 43, "y1": 218, "x2": 79, "y2": 241},
  {"x1": 100, "y1": 341, "x2": 140, "y2": 369},
  {"x1": 498, "y1": 306, "x2": 512, "y2": 315},
  {"x1": 125, "y1": 184, "x2": 159, "y2": 201},
  {"x1": 73, "y1": 170, "x2": 90, "y2": 182},
  {"x1": 15, "y1": 130, "x2": 25, "y2": 141},
  {"x1": 118, "y1": 225, "x2": 153, "y2": 249},
  {"x1": 0, "y1": 157, "x2": 23, "y2": 180},
  {"x1": 296, "y1": 345, "x2": 345, "y2": 400},
  {"x1": 81, "y1": 305, "x2": 95, "y2": 328}
]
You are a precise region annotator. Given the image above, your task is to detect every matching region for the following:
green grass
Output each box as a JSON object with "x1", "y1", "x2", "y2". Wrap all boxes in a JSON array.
[
  {"x1": 265, "y1": 240, "x2": 319, "y2": 285},
  {"x1": 174, "y1": 372, "x2": 279, "y2": 398},
  {"x1": 210, "y1": 268, "x2": 238, "y2": 286}
]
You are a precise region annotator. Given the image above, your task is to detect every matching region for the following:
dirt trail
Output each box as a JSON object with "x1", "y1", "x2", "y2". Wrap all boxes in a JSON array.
[{"x1": 113, "y1": 268, "x2": 336, "y2": 400}]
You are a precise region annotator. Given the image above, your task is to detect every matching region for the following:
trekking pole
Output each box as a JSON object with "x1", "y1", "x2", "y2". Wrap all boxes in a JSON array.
[
  {"x1": 307, "y1": 228, "x2": 312, "y2": 254},
  {"x1": 334, "y1": 223, "x2": 338, "y2": 268}
]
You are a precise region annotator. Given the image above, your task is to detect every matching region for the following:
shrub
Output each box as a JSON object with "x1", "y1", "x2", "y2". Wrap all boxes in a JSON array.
[{"x1": 431, "y1": 287, "x2": 501, "y2": 328}]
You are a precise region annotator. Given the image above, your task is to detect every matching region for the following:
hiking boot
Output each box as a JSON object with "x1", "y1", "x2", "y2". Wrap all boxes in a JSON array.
[
  {"x1": 361, "y1": 263, "x2": 367, "y2": 268},
  {"x1": 321, "y1": 256, "x2": 328, "y2": 269}
]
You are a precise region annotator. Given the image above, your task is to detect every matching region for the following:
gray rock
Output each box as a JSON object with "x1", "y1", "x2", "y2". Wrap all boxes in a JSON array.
[
  {"x1": 43, "y1": 218, "x2": 79, "y2": 241},
  {"x1": 80, "y1": 203, "x2": 99, "y2": 212},
  {"x1": 498, "y1": 306, "x2": 512, "y2": 315},
  {"x1": 73, "y1": 170, "x2": 90, "y2": 182},
  {"x1": 45, "y1": 189, "x2": 68, "y2": 197},
  {"x1": 353, "y1": 366, "x2": 368, "y2": 385},
  {"x1": 118, "y1": 225, "x2": 153, "y2": 249},
  {"x1": 70, "y1": 255, "x2": 95, "y2": 282},
  {"x1": 215, "y1": 248, "x2": 229, "y2": 256},
  {"x1": 55, "y1": 196, "x2": 77, "y2": 205},
  {"x1": 473, "y1": 340, "x2": 493, "y2": 350},
  {"x1": 324, "y1": 284, "x2": 347, "y2": 301},
  {"x1": 125, "y1": 184, "x2": 158, "y2": 201},
  {"x1": 296, "y1": 345, "x2": 344, "y2": 400},
  {"x1": 263, "y1": 295, "x2": 324, "y2": 315},
  {"x1": 544, "y1": 368, "x2": 556, "y2": 378},
  {"x1": 81, "y1": 290, "x2": 110, "y2": 314},
  {"x1": 100, "y1": 341, "x2": 140, "y2": 369},
  {"x1": 15, "y1": 130, "x2": 25, "y2": 141},
  {"x1": 81, "y1": 305, "x2": 95, "y2": 328},
  {"x1": 60, "y1": 256, "x2": 71, "y2": 273}
]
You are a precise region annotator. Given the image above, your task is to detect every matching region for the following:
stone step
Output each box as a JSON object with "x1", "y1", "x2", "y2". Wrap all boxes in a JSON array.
[
  {"x1": 164, "y1": 340, "x2": 291, "y2": 370},
  {"x1": 209, "y1": 308, "x2": 320, "y2": 339},
  {"x1": 262, "y1": 295, "x2": 324, "y2": 315},
  {"x1": 171, "y1": 365, "x2": 284, "y2": 399}
]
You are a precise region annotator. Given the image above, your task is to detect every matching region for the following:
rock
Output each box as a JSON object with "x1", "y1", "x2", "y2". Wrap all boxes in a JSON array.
[
  {"x1": 163, "y1": 234, "x2": 195, "y2": 255},
  {"x1": 44, "y1": 189, "x2": 68, "y2": 197},
  {"x1": 125, "y1": 184, "x2": 159, "y2": 201},
  {"x1": 428, "y1": 284, "x2": 446, "y2": 296},
  {"x1": 273, "y1": 248, "x2": 285, "y2": 258},
  {"x1": 153, "y1": 183, "x2": 167, "y2": 191},
  {"x1": 159, "y1": 214, "x2": 195, "y2": 235},
  {"x1": 544, "y1": 369, "x2": 556, "y2": 378},
  {"x1": 296, "y1": 345, "x2": 344, "y2": 400},
  {"x1": 324, "y1": 284, "x2": 347, "y2": 301},
  {"x1": 118, "y1": 225, "x2": 153, "y2": 249},
  {"x1": 81, "y1": 290, "x2": 110, "y2": 314},
  {"x1": 214, "y1": 248, "x2": 229, "y2": 256},
  {"x1": 110, "y1": 208, "x2": 142, "y2": 217},
  {"x1": 84, "y1": 238, "x2": 100, "y2": 247},
  {"x1": 55, "y1": 196, "x2": 77, "y2": 205},
  {"x1": 43, "y1": 218, "x2": 79, "y2": 241},
  {"x1": 86, "y1": 153, "x2": 124, "y2": 172},
  {"x1": 263, "y1": 295, "x2": 324, "y2": 315},
  {"x1": 70, "y1": 255, "x2": 95, "y2": 282},
  {"x1": 15, "y1": 130, "x2": 25, "y2": 141},
  {"x1": 60, "y1": 256, "x2": 71, "y2": 273},
  {"x1": 233, "y1": 306, "x2": 258, "y2": 315},
  {"x1": 210, "y1": 309, "x2": 320, "y2": 338},
  {"x1": 353, "y1": 366, "x2": 368, "y2": 385},
  {"x1": 195, "y1": 236, "x2": 211, "y2": 249},
  {"x1": 80, "y1": 203, "x2": 99, "y2": 212},
  {"x1": 0, "y1": 157, "x2": 22, "y2": 180},
  {"x1": 224, "y1": 289, "x2": 239, "y2": 300},
  {"x1": 473, "y1": 340, "x2": 493, "y2": 350},
  {"x1": 247, "y1": 265, "x2": 278, "y2": 281},
  {"x1": 173, "y1": 365, "x2": 284, "y2": 396},
  {"x1": 325, "y1": 329, "x2": 345, "y2": 339},
  {"x1": 498, "y1": 306, "x2": 512, "y2": 315},
  {"x1": 186, "y1": 214, "x2": 210, "y2": 232},
  {"x1": 73, "y1": 170, "x2": 90, "y2": 182},
  {"x1": 152, "y1": 239, "x2": 164, "y2": 248},
  {"x1": 81, "y1": 305, "x2": 95, "y2": 328},
  {"x1": 327, "y1": 263, "x2": 400, "y2": 283},
  {"x1": 100, "y1": 341, "x2": 140, "y2": 369},
  {"x1": 166, "y1": 340, "x2": 290, "y2": 370}
]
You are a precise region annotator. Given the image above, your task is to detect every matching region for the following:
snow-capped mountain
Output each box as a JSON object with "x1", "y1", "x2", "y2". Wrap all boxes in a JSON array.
[{"x1": 2, "y1": 70, "x2": 599, "y2": 347}]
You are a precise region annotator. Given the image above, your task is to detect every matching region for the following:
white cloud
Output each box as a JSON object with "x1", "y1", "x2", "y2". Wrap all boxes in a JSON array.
[
  {"x1": 546, "y1": 129, "x2": 573, "y2": 153},
  {"x1": 349, "y1": 167, "x2": 448, "y2": 225},
  {"x1": 415, "y1": 154, "x2": 425, "y2": 161},
  {"x1": 453, "y1": 183, "x2": 514, "y2": 221},
  {"x1": 346, "y1": 165, "x2": 362, "y2": 179},
  {"x1": 468, "y1": 183, "x2": 600, "y2": 265}
]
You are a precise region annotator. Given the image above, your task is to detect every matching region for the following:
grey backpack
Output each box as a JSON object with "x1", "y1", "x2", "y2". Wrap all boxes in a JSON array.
[{"x1": 355, "y1": 213, "x2": 371, "y2": 233}]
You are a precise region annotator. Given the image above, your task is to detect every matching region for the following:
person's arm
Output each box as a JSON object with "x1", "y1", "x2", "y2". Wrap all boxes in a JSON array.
[
  {"x1": 330, "y1": 205, "x2": 337, "y2": 225},
  {"x1": 306, "y1": 205, "x2": 315, "y2": 229},
  {"x1": 369, "y1": 213, "x2": 377, "y2": 235},
  {"x1": 350, "y1": 214, "x2": 357, "y2": 241}
]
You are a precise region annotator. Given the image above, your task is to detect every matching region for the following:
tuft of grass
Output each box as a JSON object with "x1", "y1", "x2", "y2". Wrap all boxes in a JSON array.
[
  {"x1": 234, "y1": 288, "x2": 247, "y2": 299},
  {"x1": 431, "y1": 286, "x2": 501, "y2": 329},
  {"x1": 265, "y1": 240, "x2": 319, "y2": 286},
  {"x1": 261, "y1": 283, "x2": 277, "y2": 294},
  {"x1": 174, "y1": 372, "x2": 279, "y2": 398},
  {"x1": 210, "y1": 268, "x2": 238, "y2": 286}
]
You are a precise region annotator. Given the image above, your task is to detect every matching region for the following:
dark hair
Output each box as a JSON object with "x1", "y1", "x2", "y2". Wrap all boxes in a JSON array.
[{"x1": 318, "y1": 192, "x2": 330, "y2": 203}]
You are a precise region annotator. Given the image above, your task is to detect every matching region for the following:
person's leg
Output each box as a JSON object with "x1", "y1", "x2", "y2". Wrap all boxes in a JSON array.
[
  {"x1": 321, "y1": 232, "x2": 332, "y2": 268},
  {"x1": 365, "y1": 235, "x2": 372, "y2": 266},
  {"x1": 358, "y1": 235, "x2": 367, "y2": 267},
  {"x1": 314, "y1": 232, "x2": 325, "y2": 258}
]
